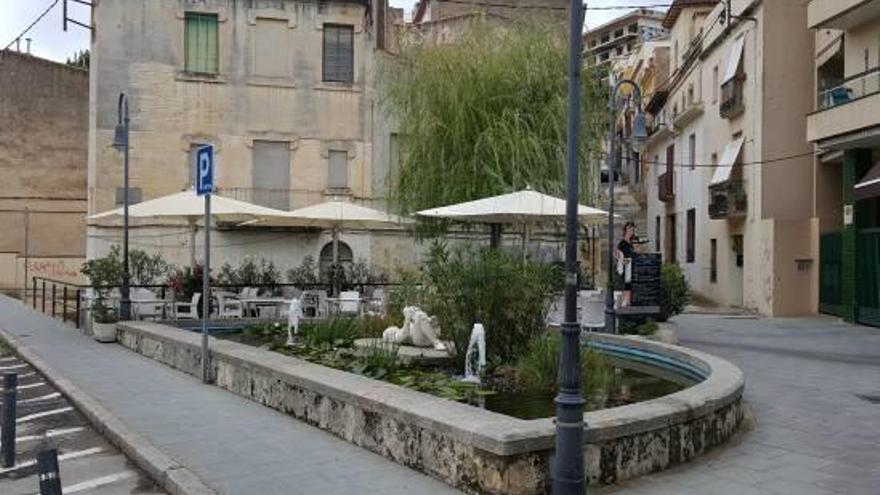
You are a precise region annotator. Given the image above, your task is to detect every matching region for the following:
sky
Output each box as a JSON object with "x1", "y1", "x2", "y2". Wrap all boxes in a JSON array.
[{"x1": 0, "y1": 0, "x2": 664, "y2": 63}]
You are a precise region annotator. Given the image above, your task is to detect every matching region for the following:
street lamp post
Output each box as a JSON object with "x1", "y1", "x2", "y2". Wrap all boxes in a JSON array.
[
  {"x1": 604, "y1": 80, "x2": 648, "y2": 335},
  {"x1": 112, "y1": 93, "x2": 132, "y2": 321},
  {"x1": 552, "y1": 0, "x2": 586, "y2": 492}
]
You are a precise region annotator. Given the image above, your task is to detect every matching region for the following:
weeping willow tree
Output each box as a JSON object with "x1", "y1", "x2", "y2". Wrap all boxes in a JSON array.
[{"x1": 383, "y1": 21, "x2": 606, "y2": 221}]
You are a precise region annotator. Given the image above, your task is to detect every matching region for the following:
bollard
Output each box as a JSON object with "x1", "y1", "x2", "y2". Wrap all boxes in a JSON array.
[
  {"x1": 1, "y1": 372, "x2": 18, "y2": 468},
  {"x1": 37, "y1": 449, "x2": 62, "y2": 495}
]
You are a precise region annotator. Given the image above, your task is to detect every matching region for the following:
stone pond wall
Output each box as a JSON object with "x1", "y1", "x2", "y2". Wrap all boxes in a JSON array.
[{"x1": 116, "y1": 322, "x2": 745, "y2": 494}]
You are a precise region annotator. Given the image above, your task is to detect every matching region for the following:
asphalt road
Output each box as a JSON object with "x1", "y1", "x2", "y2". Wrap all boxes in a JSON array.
[{"x1": 0, "y1": 341, "x2": 166, "y2": 495}]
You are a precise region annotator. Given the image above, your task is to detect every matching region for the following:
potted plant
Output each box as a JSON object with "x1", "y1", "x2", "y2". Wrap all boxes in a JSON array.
[
  {"x1": 81, "y1": 250, "x2": 123, "y2": 342},
  {"x1": 91, "y1": 296, "x2": 118, "y2": 342}
]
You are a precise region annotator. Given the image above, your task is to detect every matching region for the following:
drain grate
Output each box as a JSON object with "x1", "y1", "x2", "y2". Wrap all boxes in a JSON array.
[{"x1": 855, "y1": 393, "x2": 880, "y2": 404}]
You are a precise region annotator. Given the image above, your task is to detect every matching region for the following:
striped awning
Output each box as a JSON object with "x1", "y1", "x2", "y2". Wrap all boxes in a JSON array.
[{"x1": 855, "y1": 162, "x2": 880, "y2": 200}]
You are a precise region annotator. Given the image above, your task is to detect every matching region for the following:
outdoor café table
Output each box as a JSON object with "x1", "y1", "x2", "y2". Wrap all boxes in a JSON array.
[
  {"x1": 240, "y1": 298, "x2": 288, "y2": 318},
  {"x1": 131, "y1": 299, "x2": 173, "y2": 320},
  {"x1": 325, "y1": 297, "x2": 362, "y2": 316}
]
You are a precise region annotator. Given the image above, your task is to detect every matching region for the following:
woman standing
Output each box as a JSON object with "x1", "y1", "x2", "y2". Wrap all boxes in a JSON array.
[{"x1": 616, "y1": 222, "x2": 638, "y2": 307}]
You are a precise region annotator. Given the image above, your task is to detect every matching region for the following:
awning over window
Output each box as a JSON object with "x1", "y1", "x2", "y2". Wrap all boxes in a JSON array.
[
  {"x1": 816, "y1": 36, "x2": 843, "y2": 69},
  {"x1": 855, "y1": 161, "x2": 880, "y2": 200},
  {"x1": 710, "y1": 136, "x2": 746, "y2": 186},
  {"x1": 723, "y1": 35, "x2": 745, "y2": 84}
]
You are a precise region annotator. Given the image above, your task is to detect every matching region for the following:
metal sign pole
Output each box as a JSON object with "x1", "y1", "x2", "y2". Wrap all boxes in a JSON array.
[{"x1": 201, "y1": 193, "x2": 211, "y2": 383}]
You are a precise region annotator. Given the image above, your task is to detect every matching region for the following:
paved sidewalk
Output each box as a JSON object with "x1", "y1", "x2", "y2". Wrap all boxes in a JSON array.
[
  {"x1": 600, "y1": 314, "x2": 880, "y2": 495},
  {"x1": 0, "y1": 296, "x2": 459, "y2": 495}
]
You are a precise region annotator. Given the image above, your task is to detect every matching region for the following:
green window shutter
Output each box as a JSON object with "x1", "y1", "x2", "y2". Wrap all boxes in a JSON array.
[
  {"x1": 323, "y1": 24, "x2": 353, "y2": 83},
  {"x1": 185, "y1": 13, "x2": 219, "y2": 74}
]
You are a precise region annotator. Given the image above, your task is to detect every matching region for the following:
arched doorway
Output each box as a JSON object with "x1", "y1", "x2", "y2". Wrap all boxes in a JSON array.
[{"x1": 319, "y1": 241, "x2": 353, "y2": 283}]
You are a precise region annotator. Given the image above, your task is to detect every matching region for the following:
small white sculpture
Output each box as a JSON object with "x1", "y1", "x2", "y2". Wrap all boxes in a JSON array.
[
  {"x1": 382, "y1": 306, "x2": 446, "y2": 350},
  {"x1": 462, "y1": 323, "x2": 486, "y2": 384},
  {"x1": 286, "y1": 298, "x2": 303, "y2": 346}
]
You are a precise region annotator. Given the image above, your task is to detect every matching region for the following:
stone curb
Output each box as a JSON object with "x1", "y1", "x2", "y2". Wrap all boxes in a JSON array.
[{"x1": 0, "y1": 327, "x2": 219, "y2": 495}]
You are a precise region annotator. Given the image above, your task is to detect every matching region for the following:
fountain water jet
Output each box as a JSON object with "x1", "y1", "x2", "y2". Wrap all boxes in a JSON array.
[{"x1": 462, "y1": 323, "x2": 486, "y2": 384}]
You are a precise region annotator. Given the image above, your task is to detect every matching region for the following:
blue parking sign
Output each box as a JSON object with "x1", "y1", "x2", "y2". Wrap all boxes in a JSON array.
[{"x1": 196, "y1": 145, "x2": 214, "y2": 196}]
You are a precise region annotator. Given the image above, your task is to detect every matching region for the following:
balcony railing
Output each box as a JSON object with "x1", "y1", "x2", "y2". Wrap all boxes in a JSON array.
[
  {"x1": 817, "y1": 67, "x2": 880, "y2": 111},
  {"x1": 720, "y1": 74, "x2": 746, "y2": 119},
  {"x1": 658, "y1": 172, "x2": 674, "y2": 203},
  {"x1": 708, "y1": 181, "x2": 747, "y2": 219}
]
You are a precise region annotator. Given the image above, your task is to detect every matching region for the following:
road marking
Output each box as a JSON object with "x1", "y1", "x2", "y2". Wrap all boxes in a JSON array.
[
  {"x1": 7, "y1": 427, "x2": 85, "y2": 445},
  {"x1": 0, "y1": 392, "x2": 62, "y2": 407},
  {"x1": 16, "y1": 407, "x2": 74, "y2": 424},
  {"x1": 0, "y1": 447, "x2": 104, "y2": 475},
  {"x1": 0, "y1": 363, "x2": 28, "y2": 371},
  {"x1": 49, "y1": 471, "x2": 136, "y2": 494},
  {"x1": 17, "y1": 381, "x2": 47, "y2": 390}
]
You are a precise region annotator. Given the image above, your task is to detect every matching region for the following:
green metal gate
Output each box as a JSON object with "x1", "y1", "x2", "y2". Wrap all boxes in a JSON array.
[
  {"x1": 856, "y1": 229, "x2": 880, "y2": 327},
  {"x1": 819, "y1": 232, "x2": 844, "y2": 317}
]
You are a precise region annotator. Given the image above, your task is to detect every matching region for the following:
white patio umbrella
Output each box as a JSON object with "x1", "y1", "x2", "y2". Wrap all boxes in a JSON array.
[
  {"x1": 88, "y1": 191, "x2": 289, "y2": 266},
  {"x1": 416, "y1": 188, "x2": 613, "y2": 257},
  {"x1": 248, "y1": 200, "x2": 406, "y2": 265}
]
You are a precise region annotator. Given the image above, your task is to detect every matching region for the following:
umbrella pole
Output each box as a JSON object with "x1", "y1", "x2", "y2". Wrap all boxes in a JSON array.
[
  {"x1": 189, "y1": 220, "x2": 198, "y2": 268},
  {"x1": 522, "y1": 224, "x2": 530, "y2": 263},
  {"x1": 332, "y1": 228, "x2": 340, "y2": 296}
]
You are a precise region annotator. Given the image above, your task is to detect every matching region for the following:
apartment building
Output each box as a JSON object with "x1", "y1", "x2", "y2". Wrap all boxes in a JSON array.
[
  {"x1": 808, "y1": 0, "x2": 880, "y2": 327},
  {"x1": 644, "y1": 0, "x2": 817, "y2": 316},
  {"x1": 0, "y1": 50, "x2": 88, "y2": 293},
  {"x1": 584, "y1": 8, "x2": 667, "y2": 66},
  {"x1": 86, "y1": 0, "x2": 409, "y2": 273}
]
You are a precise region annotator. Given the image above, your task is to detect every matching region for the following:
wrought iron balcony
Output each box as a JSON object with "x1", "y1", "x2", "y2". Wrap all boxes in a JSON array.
[
  {"x1": 720, "y1": 74, "x2": 746, "y2": 119},
  {"x1": 709, "y1": 181, "x2": 747, "y2": 219},
  {"x1": 658, "y1": 172, "x2": 674, "y2": 203}
]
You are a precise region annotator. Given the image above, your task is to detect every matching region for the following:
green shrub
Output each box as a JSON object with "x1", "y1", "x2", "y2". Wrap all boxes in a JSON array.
[
  {"x1": 351, "y1": 314, "x2": 396, "y2": 339},
  {"x1": 422, "y1": 242, "x2": 560, "y2": 368},
  {"x1": 81, "y1": 246, "x2": 171, "y2": 287},
  {"x1": 386, "y1": 270, "x2": 427, "y2": 326},
  {"x1": 217, "y1": 256, "x2": 281, "y2": 293},
  {"x1": 515, "y1": 333, "x2": 612, "y2": 395},
  {"x1": 301, "y1": 318, "x2": 357, "y2": 348},
  {"x1": 659, "y1": 264, "x2": 689, "y2": 322},
  {"x1": 285, "y1": 255, "x2": 319, "y2": 285},
  {"x1": 165, "y1": 264, "x2": 214, "y2": 302},
  {"x1": 352, "y1": 342, "x2": 399, "y2": 379}
]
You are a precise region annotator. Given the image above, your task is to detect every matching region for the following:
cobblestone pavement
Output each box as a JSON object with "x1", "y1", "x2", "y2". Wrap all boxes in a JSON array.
[
  {"x1": 0, "y1": 341, "x2": 165, "y2": 495},
  {"x1": 600, "y1": 314, "x2": 880, "y2": 495}
]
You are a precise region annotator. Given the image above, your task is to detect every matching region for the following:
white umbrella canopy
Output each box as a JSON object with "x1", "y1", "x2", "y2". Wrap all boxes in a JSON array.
[
  {"x1": 88, "y1": 191, "x2": 290, "y2": 267},
  {"x1": 88, "y1": 191, "x2": 288, "y2": 223},
  {"x1": 250, "y1": 200, "x2": 405, "y2": 229},
  {"x1": 416, "y1": 188, "x2": 611, "y2": 224}
]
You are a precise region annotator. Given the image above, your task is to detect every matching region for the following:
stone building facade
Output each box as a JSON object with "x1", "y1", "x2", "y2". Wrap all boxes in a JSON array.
[
  {"x1": 644, "y1": 0, "x2": 818, "y2": 316},
  {"x1": 87, "y1": 0, "x2": 407, "y2": 274},
  {"x1": 0, "y1": 50, "x2": 88, "y2": 293}
]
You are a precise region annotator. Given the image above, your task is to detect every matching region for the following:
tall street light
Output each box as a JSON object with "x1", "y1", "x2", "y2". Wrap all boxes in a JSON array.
[
  {"x1": 553, "y1": 0, "x2": 585, "y2": 492},
  {"x1": 112, "y1": 93, "x2": 132, "y2": 321},
  {"x1": 604, "y1": 81, "x2": 648, "y2": 334}
]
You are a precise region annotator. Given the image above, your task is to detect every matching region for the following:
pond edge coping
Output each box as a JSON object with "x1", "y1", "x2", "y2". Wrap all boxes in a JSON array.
[{"x1": 115, "y1": 321, "x2": 744, "y2": 457}]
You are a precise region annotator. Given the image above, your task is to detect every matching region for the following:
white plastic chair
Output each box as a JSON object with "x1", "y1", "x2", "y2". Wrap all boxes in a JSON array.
[
  {"x1": 175, "y1": 293, "x2": 201, "y2": 320},
  {"x1": 368, "y1": 288, "x2": 385, "y2": 315},
  {"x1": 132, "y1": 288, "x2": 164, "y2": 320},
  {"x1": 216, "y1": 292, "x2": 243, "y2": 319},
  {"x1": 338, "y1": 291, "x2": 361, "y2": 316},
  {"x1": 580, "y1": 295, "x2": 606, "y2": 332}
]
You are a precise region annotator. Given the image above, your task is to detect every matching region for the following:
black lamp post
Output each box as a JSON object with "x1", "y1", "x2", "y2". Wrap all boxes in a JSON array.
[
  {"x1": 552, "y1": 0, "x2": 585, "y2": 492},
  {"x1": 112, "y1": 93, "x2": 131, "y2": 321},
  {"x1": 604, "y1": 80, "x2": 648, "y2": 334}
]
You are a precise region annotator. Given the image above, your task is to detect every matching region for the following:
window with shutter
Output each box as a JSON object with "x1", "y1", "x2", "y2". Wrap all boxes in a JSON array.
[
  {"x1": 322, "y1": 24, "x2": 354, "y2": 83},
  {"x1": 254, "y1": 18, "x2": 287, "y2": 78},
  {"x1": 328, "y1": 150, "x2": 349, "y2": 189},
  {"x1": 184, "y1": 13, "x2": 219, "y2": 74}
]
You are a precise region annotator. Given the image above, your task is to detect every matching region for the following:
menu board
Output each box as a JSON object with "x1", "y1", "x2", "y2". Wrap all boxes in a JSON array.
[{"x1": 632, "y1": 253, "x2": 662, "y2": 307}]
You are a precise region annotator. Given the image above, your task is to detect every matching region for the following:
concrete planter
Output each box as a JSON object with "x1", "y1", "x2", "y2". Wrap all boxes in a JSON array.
[
  {"x1": 116, "y1": 322, "x2": 745, "y2": 494},
  {"x1": 93, "y1": 321, "x2": 117, "y2": 343}
]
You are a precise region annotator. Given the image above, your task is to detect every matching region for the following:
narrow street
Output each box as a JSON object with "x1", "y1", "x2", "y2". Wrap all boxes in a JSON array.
[{"x1": 601, "y1": 314, "x2": 880, "y2": 495}]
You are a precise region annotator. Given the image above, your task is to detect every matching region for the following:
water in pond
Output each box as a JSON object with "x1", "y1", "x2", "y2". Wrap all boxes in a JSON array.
[{"x1": 471, "y1": 364, "x2": 691, "y2": 420}]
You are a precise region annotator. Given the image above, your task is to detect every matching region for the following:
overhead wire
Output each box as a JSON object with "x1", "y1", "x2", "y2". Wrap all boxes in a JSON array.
[{"x1": 2, "y1": 0, "x2": 61, "y2": 51}]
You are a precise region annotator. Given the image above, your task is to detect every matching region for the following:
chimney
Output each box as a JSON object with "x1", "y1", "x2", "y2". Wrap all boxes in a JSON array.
[
  {"x1": 15, "y1": 38, "x2": 20, "y2": 52},
  {"x1": 25, "y1": 38, "x2": 32, "y2": 54}
]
